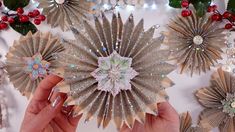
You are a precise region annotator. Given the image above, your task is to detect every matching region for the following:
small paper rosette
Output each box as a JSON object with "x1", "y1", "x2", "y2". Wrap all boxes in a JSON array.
[
  {"x1": 196, "y1": 68, "x2": 235, "y2": 132},
  {"x1": 164, "y1": 11, "x2": 226, "y2": 76},
  {"x1": 5, "y1": 32, "x2": 65, "y2": 98},
  {"x1": 180, "y1": 112, "x2": 209, "y2": 132},
  {"x1": 53, "y1": 13, "x2": 175, "y2": 129},
  {"x1": 39, "y1": 0, "x2": 94, "y2": 31}
]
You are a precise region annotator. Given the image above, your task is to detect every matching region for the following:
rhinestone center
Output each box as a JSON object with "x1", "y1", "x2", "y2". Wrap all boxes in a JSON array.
[
  {"x1": 33, "y1": 64, "x2": 39, "y2": 70},
  {"x1": 193, "y1": 35, "x2": 203, "y2": 45},
  {"x1": 23, "y1": 53, "x2": 50, "y2": 80},
  {"x1": 231, "y1": 102, "x2": 235, "y2": 108},
  {"x1": 55, "y1": 0, "x2": 65, "y2": 4},
  {"x1": 108, "y1": 67, "x2": 121, "y2": 82}
]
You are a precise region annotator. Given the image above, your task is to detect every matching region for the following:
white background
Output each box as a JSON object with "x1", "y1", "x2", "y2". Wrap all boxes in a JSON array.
[{"x1": 0, "y1": 0, "x2": 230, "y2": 132}]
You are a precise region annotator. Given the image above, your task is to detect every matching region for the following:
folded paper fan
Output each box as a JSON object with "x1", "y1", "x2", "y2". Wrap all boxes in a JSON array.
[
  {"x1": 52, "y1": 13, "x2": 175, "y2": 129},
  {"x1": 196, "y1": 68, "x2": 235, "y2": 132},
  {"x1": 39, "y1": 0, "x2": 94, "y2": 31},
  {"x1": 5, "y1": 32, "x2": 65, "y2": 98},
  {"x1": 180, "y1": 112, "x2": 209, "y2": 132},
  {"x1": 0, "y1": 61, "x2": 6, "y2": 86},
  {"x1": 164, "y1": 11, "x2": 226, "y2": 76}
]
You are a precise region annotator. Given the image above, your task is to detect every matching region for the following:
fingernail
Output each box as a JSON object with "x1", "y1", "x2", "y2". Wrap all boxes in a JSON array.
[{"x1": 51, "y1": 96, "x2": 61, "y2": 108}]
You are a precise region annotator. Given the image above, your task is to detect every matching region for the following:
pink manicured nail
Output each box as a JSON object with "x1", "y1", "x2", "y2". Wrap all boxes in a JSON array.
[{"x1": 51, "y1": 96, "x2": 61, "y2": 108}]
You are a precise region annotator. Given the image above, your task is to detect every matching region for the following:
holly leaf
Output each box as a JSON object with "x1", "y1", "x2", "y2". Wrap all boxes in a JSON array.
[
  {"x1": 169, "y1": 0, "x2": 182, "y2": 8},
  {"x1": 3, "y1": 0, "x2": 30, "y2": 11},
  {"x1": 227, "y1": 0, "x2": 235, "y2": 14},
  {"x1": 190, "y1": 0, "x2": 211, "y2": 17},
  {"x1": 194, "y1": 2, "x2": 207, "y2": 17},
  {"x1": 10, "y1": 17, "x2": 37, "y2": 36}
]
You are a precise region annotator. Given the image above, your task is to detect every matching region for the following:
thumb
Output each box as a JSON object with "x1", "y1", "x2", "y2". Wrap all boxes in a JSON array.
[{"x1": 29, "y1": 95, "x2": 65, "y2": 131}]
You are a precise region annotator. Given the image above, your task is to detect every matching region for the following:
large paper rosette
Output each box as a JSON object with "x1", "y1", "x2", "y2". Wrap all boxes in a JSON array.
[
  {"x1": 53, "y1": 13, "x2": 175, "y2": 129},
  {"x1": 39, "y1": 0, "x2": 94, "y2": 31},
  {"x1": 164, "y1": 11, "x2": 226, "y2": 76},
  {"x1": 196, "y1": 68, "x2": 235, "y2": 132},
  {"x1": 5, "y1": 32, "x2": 65, "y2": 98}
]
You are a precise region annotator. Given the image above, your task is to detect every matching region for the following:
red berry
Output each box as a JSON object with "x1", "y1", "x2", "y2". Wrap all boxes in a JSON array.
[
  {"x1": 16, "y1": 7, "x2": 24, "y2": 15},
  {"x1": 19, "y1": 15, "x2": 29, "y2": 23},
  {"x1": 211, "y1": 13, "x2": 222, "y2": 21},
  {"x1": 28, "y1": 12, "x2": 35, "y2": 18},
  {"x1": 181, "y1": 1, "x2": 189, "y2": 8},
  {"x1": 1, "y1": 16, "x2": 8, "y2": 21},
  {"x1": 225, "y1": 23, "x2": 233, "y2": 29},
  {"x1": 0, "y1": 23, "x2": 8, "y2": 30},
  {"x1": 181, "y1": 10, "x2": 191, "y2": 17},
  {"x1": 207, "y1": 6, "x2": 214, "y2": 12},
  {"x1": 8, "y1": 17, "x2": 15, "y2": 24},
  {"x1": 38, "y1": 15, "x2": 46, "y2": 21},
  {"x1": 212, "y1": 5, "x2": 217, "y2": 10},
  {"x1": 34, "y1": 19, "x2": 41, "y2": 25},
  {"x1": 232, "y1": 15, "x2": 235, "y2": 22},
  {"x1": 223, "y1": 11, "x2": 232, "y2": 19},
  {"x1": 33, "y1": 10, "x2": 40, "y2": 17}
]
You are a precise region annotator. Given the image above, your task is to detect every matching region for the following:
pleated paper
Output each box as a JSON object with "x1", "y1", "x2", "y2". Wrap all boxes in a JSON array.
[
  {"x1": 164, "y1": 11, "x2": 226, "y2": 76},
  {"x1": 39, "y1": 0, "x2": 94, "y2": 31},
  {"x1": 5, "y1": 32, "x2": 65, "y2": 98},
  {"x1": 180, "y1": 112, "x2": 208, "y2": 132},
  {"x1": 196, "y1": 68, "x2": 235, "y2": 132},
  {"x1": 52, "y1": 13, "x2": 175, "y2": 129}
]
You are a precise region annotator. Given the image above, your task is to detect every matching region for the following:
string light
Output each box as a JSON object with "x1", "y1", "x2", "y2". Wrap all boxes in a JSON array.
[
  {"x1": 143, "y1": 3, "x2": 149, "y2": 9},
  {"x1": 96, "y1": 0, "x2": 162, "y2": 12},
  {"x1": 151, "y1": 3, "x2": 157, "y2": 10},
  {"x1": 103, "y1": 3, "x2": 111, "y2": 10},
  {"x1": 126, "y1": 5, "x2": 135, "y2": 11}
]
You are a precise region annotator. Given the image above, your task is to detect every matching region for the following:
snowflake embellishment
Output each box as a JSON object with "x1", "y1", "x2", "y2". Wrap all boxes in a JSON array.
[
  {"x1": 23, "y1": 53, "x2": 50, "y2": 80},
  {"x1": 91, "y1": 51, "x2": 138, "y2": 96}
]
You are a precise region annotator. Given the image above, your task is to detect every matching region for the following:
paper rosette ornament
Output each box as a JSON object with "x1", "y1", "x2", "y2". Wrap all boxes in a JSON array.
[
  {"x1": 5, "y1": 32, "x2": 64, "y2": 98},
  {"x1": 164, "y1": 11, "x2": 226, "y2": 76},
  {"x1": 196, "y1": 68, "x2": 235, "y2": 132},
  {"x1": 180, "y1": 112, "x2": 208, "y2": 132},
  {"x1": 39, "y1": 0, "x2": 94, "y2": 31},
  {"x1": 53, "y1": 13, "x2": 175, "y2": 129}
]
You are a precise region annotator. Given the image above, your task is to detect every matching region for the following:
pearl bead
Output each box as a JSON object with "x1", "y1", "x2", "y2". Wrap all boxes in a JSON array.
[
  {"x1": 193, "y1": 35, "x2": 203, "y2": 45},
  {"x1": 231, "y1": 102, "x2": 235, "y2": 108},
  {"x1": 55, "y1": 0, "x2": 65, "y2": 4}
]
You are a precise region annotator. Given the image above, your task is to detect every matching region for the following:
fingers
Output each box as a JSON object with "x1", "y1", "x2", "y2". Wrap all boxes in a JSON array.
[
  {"x1": 120, "y1": 124, "x2": 131, "y2": 132},
  {"x1": 132, "y1": 120, "x2": 145, "y2": 132},
  {"x1": 68, "y1": 114, "x2": 82, "y2": 127},
  {"x1": 26, "y1": 95, "x2": 66, "y2": 131},
  {"x1": 33, "y1": 74, "x2": 62, "y2": 102},
  {"x1": 157, "y1": 102, "x2": 179, "y2": 122}
]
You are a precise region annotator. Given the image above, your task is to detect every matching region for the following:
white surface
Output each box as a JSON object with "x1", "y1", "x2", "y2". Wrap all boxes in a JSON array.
[{"x1": 0, "y1": 0, "x2": 227, "y2": 132}]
